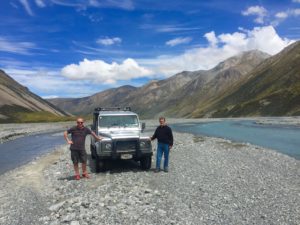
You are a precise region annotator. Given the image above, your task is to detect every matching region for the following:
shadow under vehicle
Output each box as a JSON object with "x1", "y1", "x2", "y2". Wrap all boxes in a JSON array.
[{"x1": 90, "y1": 107, "x2": 152, "y2": 172}]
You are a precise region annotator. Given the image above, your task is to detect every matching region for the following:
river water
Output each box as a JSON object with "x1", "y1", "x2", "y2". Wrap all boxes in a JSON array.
[
  {"x1": 0, "y1": 120, "x2": 299, "y2": 175},
  {"x1": 0, "y1": 132, "x2": 65, "y2": 175},
  {"x1": 172, "y1": 120, "x2": 300, "y2": 160}
]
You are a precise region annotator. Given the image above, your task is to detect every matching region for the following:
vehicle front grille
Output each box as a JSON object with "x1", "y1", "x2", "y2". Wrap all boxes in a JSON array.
[{"x1": 115, "y1": 140, "x2": 137, "y2": 152}]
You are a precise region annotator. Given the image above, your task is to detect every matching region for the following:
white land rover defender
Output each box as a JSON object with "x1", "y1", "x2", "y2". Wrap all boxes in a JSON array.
[{"x1": 90, "y1": 107, "x2": 152, "y2": 172}]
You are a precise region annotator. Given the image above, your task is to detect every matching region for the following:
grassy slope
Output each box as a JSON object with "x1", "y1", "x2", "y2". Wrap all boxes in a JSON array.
[
  {"x1": 193, "y1": 41, "x2": 300, "y2": 117},
  {"x1": 0, "y1": 70, "x2": 70, "y2": 123},
  {"x1": 0, "y1": 105, "x2": 76, "y2": 123},
  {"x1": 164, "y1": 52, "x2": 271, "y2": 118}
]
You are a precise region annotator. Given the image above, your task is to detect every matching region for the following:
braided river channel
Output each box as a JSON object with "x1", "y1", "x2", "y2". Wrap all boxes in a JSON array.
[{"x1": 172, "y1": 120, "x2": 300, "y2": 160}]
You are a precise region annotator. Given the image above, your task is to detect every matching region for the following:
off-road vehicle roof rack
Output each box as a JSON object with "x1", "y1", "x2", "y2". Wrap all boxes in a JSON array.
[{"x1": 94, "y1": 107, "x2": 131, "y2": 112}]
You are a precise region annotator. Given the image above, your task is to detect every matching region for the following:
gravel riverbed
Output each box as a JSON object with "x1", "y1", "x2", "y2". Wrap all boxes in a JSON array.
[{"x1": 0, "y1": 120, "x2": 299, "y2": 225}]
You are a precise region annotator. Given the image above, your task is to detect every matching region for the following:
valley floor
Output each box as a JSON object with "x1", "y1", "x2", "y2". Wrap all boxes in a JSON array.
[{"x1": 0, "y1": 119, "x2": 299, "y2": 225}]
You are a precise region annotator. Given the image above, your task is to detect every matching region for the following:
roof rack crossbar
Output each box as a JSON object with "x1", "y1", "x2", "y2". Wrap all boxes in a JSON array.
[{"x1": 94, "y1": 107, "x2": 131, "y2": 112}]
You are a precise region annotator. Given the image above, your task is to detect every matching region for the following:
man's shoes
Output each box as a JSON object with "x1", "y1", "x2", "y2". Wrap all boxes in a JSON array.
[
  {"x1": 82, "y1": 173, "x2": 90, "y2": 178},
  {"x1": 164, "y1": 167, "x2": 169, "y2": 173},
  {"x1": 154, "y1": 168, "x2": 160, "y2": 173},
  {"x1": 74, "y1": 174, "x2": 80, "y2": 180}
]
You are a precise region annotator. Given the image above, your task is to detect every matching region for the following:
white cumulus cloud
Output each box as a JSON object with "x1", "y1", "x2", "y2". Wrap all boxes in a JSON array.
[
  {"x1": 166, "y1": 37, "x2": 192, "y2": 46},
  {"x1": 204, "y1": 31, "x2": 218, "y2": 47},
  {"x1": 96, "y1": 37, "x2": 122, "y2": 46},
  {"x1": 242, "y1": 6, "x2": 268, "y2": 24},
  {"x1": 141, "y1": 26, "x2": 294, "y2": 76},
  {"x1": 5, "y1": 68, "x2": 100, "y2": 98},
  {"x1": 243, "y1": 26, "x2": 293, "y2": 54},
  {"x1": 292, "y1": 0, "x2": 300, "y2": 3},
  {"x1": 61, "y1": 26, "x2": 294, "y2": 84},
  {"x1": 61, "y1": 58, "x2": 153, "y2": 83}
]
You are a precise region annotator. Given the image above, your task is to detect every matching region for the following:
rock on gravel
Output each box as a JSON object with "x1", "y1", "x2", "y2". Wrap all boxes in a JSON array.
[{"x1": 0, "y1": 121, "x2": 299, "y2": 225}]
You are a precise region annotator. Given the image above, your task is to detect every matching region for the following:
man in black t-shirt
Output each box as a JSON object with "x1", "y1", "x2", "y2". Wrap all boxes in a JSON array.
[
  {"x1": 151, "y1": 117, "x2": 173, "y2": 173},
  {"x1": 64, "y1": 118, "x2": 102, "y2": 180}
]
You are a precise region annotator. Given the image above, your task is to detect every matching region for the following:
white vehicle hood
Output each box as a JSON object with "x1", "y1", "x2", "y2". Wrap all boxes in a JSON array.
[{"x1": 99, "y1": 128, "x2": 141, "y2": 139}]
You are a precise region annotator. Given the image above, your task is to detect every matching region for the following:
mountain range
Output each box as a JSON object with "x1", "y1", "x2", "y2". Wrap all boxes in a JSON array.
[
  {"x1": 50, "y1": 41, "x2": 300, "y2": 118},
  {"x1": 1, "y1": 41, "x2": 299, "y2": 122},
  {"x1": 0, "y1": 70, "x2": 68, "y2": 122},
  {"x1": 200, "y1": 41, "x2": 300, "y2": 117},
  {"x1": 49, "y1": 46, "x2": 288, "y2": 118}
]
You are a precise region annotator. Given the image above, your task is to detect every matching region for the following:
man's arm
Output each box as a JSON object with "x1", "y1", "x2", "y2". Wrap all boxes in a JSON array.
[
  {"x1": 91, "y1": 131, "x2": 103, "y2": 141},
  {"x1": 64, "y1": 131, "x2": 73, "y2": 145},
  {"x1": 169, "y1": 127, "x2": 174, "y2": 149},
  {"x1": 150, "y1": 127, "x2": 158, "y2": 141}
]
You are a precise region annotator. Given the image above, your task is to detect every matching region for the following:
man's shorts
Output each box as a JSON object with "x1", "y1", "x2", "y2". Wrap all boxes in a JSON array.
[{"x1": 70, "y1": 150, "x2": 87, "y2": 164}]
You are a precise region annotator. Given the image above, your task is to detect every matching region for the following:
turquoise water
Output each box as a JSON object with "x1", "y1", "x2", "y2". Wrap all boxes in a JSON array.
[{"x1": 172, "y1": 120, "x2": 300, "y2": 160}]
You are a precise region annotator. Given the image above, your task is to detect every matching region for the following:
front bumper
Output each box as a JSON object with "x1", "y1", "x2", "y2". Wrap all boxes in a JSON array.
[
  {"x1": 97, "y1": 151, "x2": 152, "y2": 160},
  {"x1": 95, "y1": 138, "x2": 152, "y2": 160}
]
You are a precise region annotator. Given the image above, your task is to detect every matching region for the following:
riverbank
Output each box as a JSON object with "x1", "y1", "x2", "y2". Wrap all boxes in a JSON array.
[
  {"x1": 254, "y1": 116, "x2": 300, "y2": 126},
  {"x1": 0, "y1": 121, "x2": 299, "y2": 225},
  {"x1": 0, "y1": 121, "x2": 74, "y2": 143},
  {"x1": 1, "y1": 116, "x2": 299, "y2": 143}
]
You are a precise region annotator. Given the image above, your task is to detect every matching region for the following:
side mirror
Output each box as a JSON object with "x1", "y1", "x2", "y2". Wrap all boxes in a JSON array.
[{"x1": 141, "y1": 122, "x2": 146, "y2": 132}]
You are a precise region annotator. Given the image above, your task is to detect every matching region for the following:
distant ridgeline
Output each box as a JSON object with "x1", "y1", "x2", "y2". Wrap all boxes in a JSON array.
[
  {"x1": 0, "y1": 70, "x2": 71, "y2": 123},
  {"x1": 3, "y1": 41, "x2": 300, "y2": 122}
]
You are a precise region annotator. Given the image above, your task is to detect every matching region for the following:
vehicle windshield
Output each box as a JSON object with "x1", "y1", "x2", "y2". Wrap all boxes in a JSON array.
[{"x1": 99, "y1": 115, "x2": 139, "y2": 128}]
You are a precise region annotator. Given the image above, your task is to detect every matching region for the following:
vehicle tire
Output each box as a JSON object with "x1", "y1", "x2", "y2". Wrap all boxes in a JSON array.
[
  {"x1": 95, "y1": 157, "x2": 107, "y2": 172},
  {"x1": 140, "y1": 156, "x2": 152, "y2": 170}
]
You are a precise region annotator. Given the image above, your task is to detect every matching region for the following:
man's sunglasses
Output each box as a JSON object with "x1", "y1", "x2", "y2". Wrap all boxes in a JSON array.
[{"x1": 77, "y1": 121, "x2": 84, "y2": 124}]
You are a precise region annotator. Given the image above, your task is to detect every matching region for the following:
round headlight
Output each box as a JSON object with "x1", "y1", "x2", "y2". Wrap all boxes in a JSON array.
[
  {"x1": 105, "y1": 143, "x2": 112, "y2": 149},
  {"x1": 140, "y1": 141, "x2": 146, "y2": 147}
]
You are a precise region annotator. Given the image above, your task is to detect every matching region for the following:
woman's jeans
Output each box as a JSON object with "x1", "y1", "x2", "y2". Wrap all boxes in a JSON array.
[{"x1": 156, "y1": 142, "x2": 169, "y2": 169}]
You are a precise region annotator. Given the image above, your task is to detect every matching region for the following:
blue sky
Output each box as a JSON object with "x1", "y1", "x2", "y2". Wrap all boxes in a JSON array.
[{"x1": 0, "y1": 0, "x2": 299, "y2": 98}]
